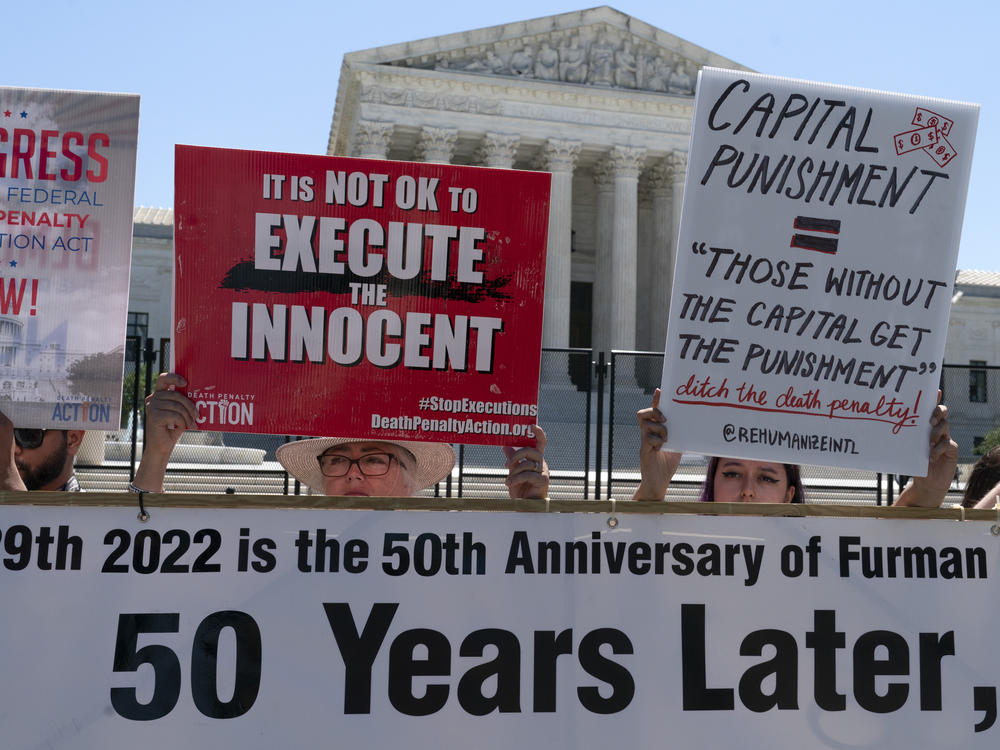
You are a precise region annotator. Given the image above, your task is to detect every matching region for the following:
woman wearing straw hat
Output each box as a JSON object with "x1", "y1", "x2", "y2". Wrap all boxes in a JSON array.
[
  {"x1": 132, "y1": 372, "x2": 549, "y2": 499},
  {"x1": 276, "y1": 437, "x2": 455, "y2": 497}
]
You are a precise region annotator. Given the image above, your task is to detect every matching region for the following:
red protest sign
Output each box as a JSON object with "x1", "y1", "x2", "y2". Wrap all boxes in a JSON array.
[{"x1": 173, "y1": 146, "x2": 550, "y2": 445}]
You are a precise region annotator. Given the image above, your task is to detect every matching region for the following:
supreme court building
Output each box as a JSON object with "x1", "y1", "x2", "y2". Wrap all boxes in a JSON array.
[
  {"x1": 325, "y1": 6, "x2": 748, "y2": 357},
  {"x1": 132, "y1": 7, "x2": 750, "y2": 364},
  {"x1": 129, "y1": 6, "x2": 999, "y2": 460}
]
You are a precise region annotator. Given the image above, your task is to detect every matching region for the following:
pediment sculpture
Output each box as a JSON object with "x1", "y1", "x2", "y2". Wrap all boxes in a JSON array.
[{"x1": 407, "y1": 28, "x2": 698, "y2": 96}]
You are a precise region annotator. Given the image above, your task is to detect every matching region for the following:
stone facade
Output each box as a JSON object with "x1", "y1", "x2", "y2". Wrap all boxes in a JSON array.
[
  {"x1": 327, "y1": 6, "x2": 750, "y2": 353},
  {"x1": 130, "y1": 207, "x2": 174, "y2": 361},
  {"x1": 126, "y1": 8, "x2": 752, "y2": 362},
  {"x1": 944, "y1": 270, "x2": 1000, "y2": 457},
  {"x1": 123, "y1": 8, "x2": 998, "y2": 443}
]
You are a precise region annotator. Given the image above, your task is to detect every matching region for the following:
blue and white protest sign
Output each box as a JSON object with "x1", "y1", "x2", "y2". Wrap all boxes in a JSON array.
[{"x1": 0, "y1": 87, "x2": 139, "y2": 428}]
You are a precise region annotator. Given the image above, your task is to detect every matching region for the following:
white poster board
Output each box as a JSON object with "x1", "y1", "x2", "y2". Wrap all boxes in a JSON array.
[
  {"x1": 660, "y1": 68, "x2": 978, "y2": 474},
  {"x1": 1, "y1": 504, "x2": 998, "y2": 748},
  {"x1": 0, "y1": 87, "x2": 139, "y2": 429}
]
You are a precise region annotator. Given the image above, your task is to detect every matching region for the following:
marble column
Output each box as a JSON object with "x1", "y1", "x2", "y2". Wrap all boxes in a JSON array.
[
  {"x1": 415, "y1": 126, "x2": 458, "y2": 164},
  {"x1": 636, "y1": 172, "x2": 655, "y2": 352},
  {"x1": 591, "y1": 157, "x2": 615, "y2": 357},
  {"x1": 475, "y1": 132, "x2": 520, "y2": 168},
  {"x1": 608, "y1": 146, "x2": 646, "y2": 352},
  {"x1": 646, "y1": 159, "x2": 675, "y2": 355},
  {"x1": 352, "y1": 120, "x2": 394, "y2": 159},
  {"x1": 668, "y1": 150, "x2": 688, "y2": 259},
  {"x1": 535, "y1": 139, "x2": 581, "y2": 351}
]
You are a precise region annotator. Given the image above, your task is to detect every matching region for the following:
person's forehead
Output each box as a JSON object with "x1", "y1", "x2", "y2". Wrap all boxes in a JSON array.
[
  {"x1": 322, "y1": 441, "x2": 407, "y2": 458},
  {"x1": 718, "y1": 459, "x2": 783, "y2": 475}
]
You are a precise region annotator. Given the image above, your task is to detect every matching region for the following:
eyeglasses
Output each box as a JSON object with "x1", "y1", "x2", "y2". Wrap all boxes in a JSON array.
[
  {"x1": 14, "y1": 429, "x2": 47, "y2": 450},
  {"x1": 317, "y1": 452, "x2": 399, "y2": 478}
]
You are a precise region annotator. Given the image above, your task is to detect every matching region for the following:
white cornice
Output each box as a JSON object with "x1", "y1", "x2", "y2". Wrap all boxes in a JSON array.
[
  {"x1": 354, "y1": 65, "x2": 697, "y2": 115},
  {"x1": 331, "y1": 63, "x2": 696, "y2": 155}
]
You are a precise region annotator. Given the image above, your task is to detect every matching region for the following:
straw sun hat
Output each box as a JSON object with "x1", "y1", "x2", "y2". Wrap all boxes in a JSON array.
[{"x1": 275, "y1": 437, "x2": 456, "y2": 493}]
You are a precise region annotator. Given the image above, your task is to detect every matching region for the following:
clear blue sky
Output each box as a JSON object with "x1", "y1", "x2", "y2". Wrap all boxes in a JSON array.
[{"x1": 7, "y1": 0, "x2": 996, "y2": 270}]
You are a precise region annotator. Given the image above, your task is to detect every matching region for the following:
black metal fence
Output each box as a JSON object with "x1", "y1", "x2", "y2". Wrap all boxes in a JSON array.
[{"x1": 82, "y1": 342, "x2": 999, "y2": 502}]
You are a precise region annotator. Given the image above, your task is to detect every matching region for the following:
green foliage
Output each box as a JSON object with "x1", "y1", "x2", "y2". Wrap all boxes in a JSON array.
[
  {"x1": 974, "y1": 426, "x2": 1000, "y2": 457},
  {"x1": 66, "y1": 350, "x2": 119, "y2": 398},
  {"x1": 120, "y1": 364, "x2": 147, "y2": 429}
]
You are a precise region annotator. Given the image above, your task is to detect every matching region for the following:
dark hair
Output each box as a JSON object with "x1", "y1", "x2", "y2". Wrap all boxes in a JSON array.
[
  {"x1": 962, "y1": 446, "x2": 1000, "y2": 508},
  {"x1": 699, "y1": 456, "x2": 805, "y2": 503}
]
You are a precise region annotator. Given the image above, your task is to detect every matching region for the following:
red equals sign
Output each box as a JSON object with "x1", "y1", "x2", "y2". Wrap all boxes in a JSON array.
[{"x1": 791, "y1": 216, "x2": 840, "y2": 254}]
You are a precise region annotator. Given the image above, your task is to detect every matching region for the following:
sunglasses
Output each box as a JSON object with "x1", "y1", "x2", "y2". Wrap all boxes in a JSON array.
[{"x1": 13, "y1": 429, "x2": 47, "y2": 450}]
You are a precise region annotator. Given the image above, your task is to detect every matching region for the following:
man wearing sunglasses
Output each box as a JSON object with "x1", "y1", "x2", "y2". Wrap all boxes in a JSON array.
[
  {"x1": 131, "y1": 372, "x2": 549, "y2": 499},
  {"x1": 0, "y1": 416, "x2": 85, "y2": 492}
]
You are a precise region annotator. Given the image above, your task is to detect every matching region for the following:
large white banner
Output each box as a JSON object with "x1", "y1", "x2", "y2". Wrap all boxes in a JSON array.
[
  {"x1": 0, "y1": 87, "x2": 139, "y2": 429},
  {"x1": 660, "y1": 68, "x2": 978, "y2": 475},
  {"x1": 1, "y1": 504, "x2": 998, "y2": 747}
]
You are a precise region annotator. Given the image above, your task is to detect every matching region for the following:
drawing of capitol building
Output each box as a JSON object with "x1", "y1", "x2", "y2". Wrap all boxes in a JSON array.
[
  {"x1": 0, "y1": 316, "x2": 22, "y2": 369},
  {"x1": 0, "y1": 315, "x2": 84, "y2": 402}
]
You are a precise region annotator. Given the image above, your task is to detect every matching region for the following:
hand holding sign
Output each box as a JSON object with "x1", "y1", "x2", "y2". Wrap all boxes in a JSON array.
[
  {"x1": 132, "y1": 373, "x2": 199, "y2": 493},
  {"x1": 894, "y1": 392, "x2": 959, "y2": 507},
  {"x1": 502, "y1": 425, "x2": 549, "y2": 499},
  {"x1": 0, "y1": 410, "x2": 27, "y2": 491},
  {"x1": 633, "y1": 388, "x2": 682, "y2": 501}
]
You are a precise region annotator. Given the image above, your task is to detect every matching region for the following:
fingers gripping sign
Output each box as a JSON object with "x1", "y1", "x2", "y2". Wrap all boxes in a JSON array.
[
  {"x1": 0, "y1": 410, "x2": 27, "y2": 491},
  {"x1": 633, "y1": 388, "x2": 683, "y2": 501},
  {"x1": 145, "y1": 373, "x2": 199, "y2": 438},
  {"x1": 503, "y1": 425, "x2": 549, "y2": 500},
  {"x1": 894, "y1": 389, "x2": 960, "y2": 508},
  {"x1": 638, "y1": 388, "x2": 667, "y2": 453},
  {"x1": 133, "y1": 373, "x2": 201, "y2": 493}
]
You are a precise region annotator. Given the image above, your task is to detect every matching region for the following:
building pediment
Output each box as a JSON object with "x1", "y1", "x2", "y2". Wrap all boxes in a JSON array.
[
  {"x1": 344, "y1": 6, "x2": 749, "y2": 97},
  {"x1": 329, "y1": 7, "x2": 751, "y2": 161}
]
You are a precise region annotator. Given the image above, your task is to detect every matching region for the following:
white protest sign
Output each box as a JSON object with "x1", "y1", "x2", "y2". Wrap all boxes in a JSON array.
[
  {"x1": 0, "y1": 87, "x2": 139, "y2": 429},
  {"x1": 1, "y1": 504, "x2": 998, "y2": 748},
  {"x1": 660, "y1": 68, "x2": 978, "y2": 474}
]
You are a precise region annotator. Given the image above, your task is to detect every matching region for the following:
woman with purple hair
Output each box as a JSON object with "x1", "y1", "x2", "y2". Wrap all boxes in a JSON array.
[{"x1": 632, "y1": 388, "x2": 956, "y2": 507}]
